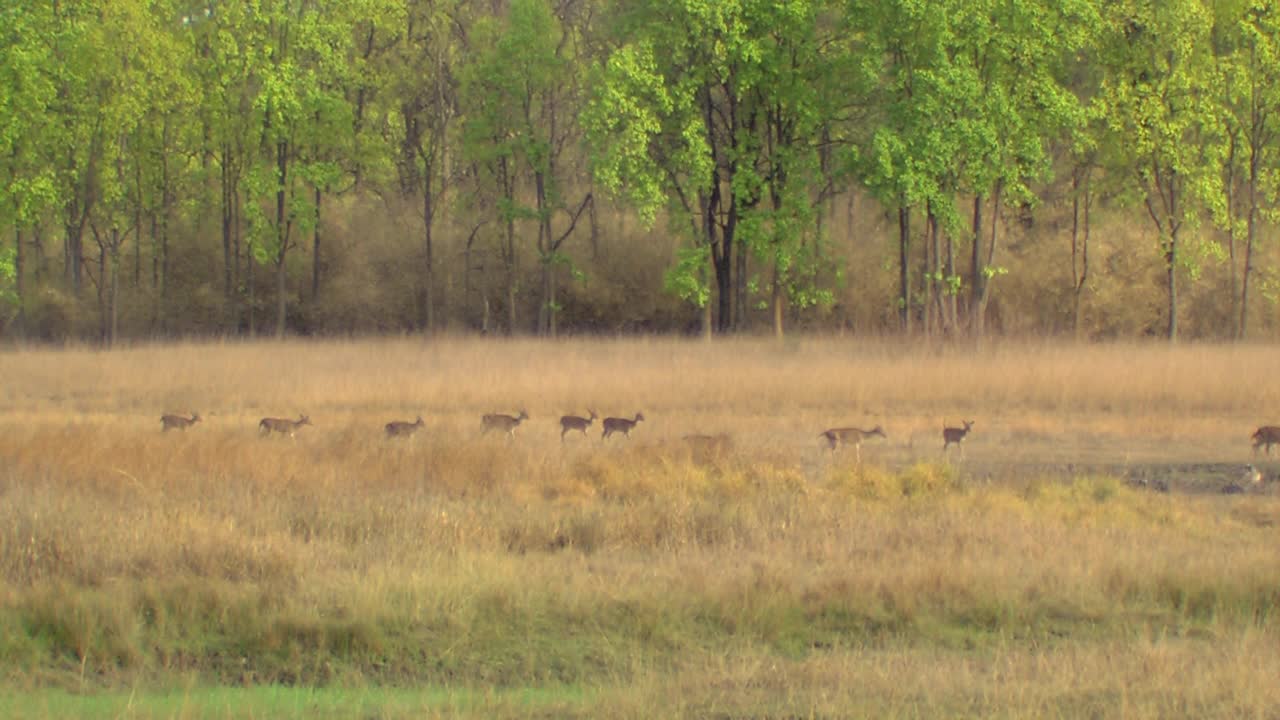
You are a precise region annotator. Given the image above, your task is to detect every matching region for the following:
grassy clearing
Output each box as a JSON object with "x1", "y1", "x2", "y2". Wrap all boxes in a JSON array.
[{"x1": 2, "y1": 337, "x2": 1279, "y2": 717}]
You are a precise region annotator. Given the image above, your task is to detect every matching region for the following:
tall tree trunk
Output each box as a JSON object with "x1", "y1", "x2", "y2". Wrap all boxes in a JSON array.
[
  {"x1": 973, "y1": 182, "x2": 1003, "y2": 337},
  {"x1": 1224, "y1": 136, "x2": 1240, "y2": 337},
  {"x1": 65, "y1": 209, "x2": 83, "y2": 296},
  {"x1": 14, "y1": 228, "x2": 24, "y2": 334},
  {"x1": 34, "y1": 225, "x2": 46, "y2": 282},
  {"x1": 944, "y1": 229, "x2": 956, "y2": 332},
  {"x1": 925, "y1": 205, "x2": 941, "y2": 337},
  {"x1": 1071, "y1": 169, "x2": 1091, "y2": 339},
  {"x1": 1241, "y1": 136, "x2": 1261, "y2": 340},
  {"x1": 311, "y1": 186, "x2": 322, "y2": 302},
  {"x1": 158, "y1": 159, "x2": 171, "y2": 333},
  {"x1": 969, "y1": 194, "x2": 984, "y2": 334},
  {"x1": 134, "y1": 159, "x2": 143, "y2": 288},
  {"x1": 898, "y1": 204, "x2": 911, "y2": 334},
  {"x1": 247, "y1": 237, "x2": 255, "y2": 338},
  {"x1": 1241, "y1": 199, "x2": 1257, "y2": 341},
  {"x1": 734, "y1": 233, "x2": 748, "y2": 331},
  {"x1": 423, "y1": 180, "x2": 435, "y2": 334},
  {"x1": 704, "y1": 186, "x2": 732, "y2": 334},
  {"x1": 771, "y1": 259, "x2": 783, "y2": 338},
  {"x1": 505, "y1": 214, "x2": 516, "y2": 335},
  {"x1": 109, "y1": 230, "x2": 119, "y2": 348},
  {"x1": 535, "y1": 171, "x2": 551, "y2": 336},
  {"x1": 275, "y1": 140, "x2": 289, "y2": 339},
  {"x1": 221, "y1": 145, "x2": 235, "y2": 331},
  {"x1": 1166, "y1": 227, "x2": 1179, "y2": 342},
  {"x1": 588, "y1": 180, "x2": 600, "y2": 261},
  {"x1": 276, "y1": 257, "x2": 287, "y2": 339}
]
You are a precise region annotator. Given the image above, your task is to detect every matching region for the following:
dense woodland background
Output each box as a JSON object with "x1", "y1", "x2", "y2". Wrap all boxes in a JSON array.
[{"x1": 3, "y1": 0, "x2": 1280, "y2": 342}]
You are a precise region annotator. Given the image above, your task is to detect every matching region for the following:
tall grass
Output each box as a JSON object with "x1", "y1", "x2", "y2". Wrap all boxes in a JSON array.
[{"x1": 1, "y1": 337, "x2": 1278, "y2": 716}]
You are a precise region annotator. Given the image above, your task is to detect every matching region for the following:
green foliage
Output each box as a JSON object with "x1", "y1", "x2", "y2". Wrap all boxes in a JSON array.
[
  {"x1": 664, "y1": 246, "x2": 711, "y2": 308},
  {"x1": 3, "y1": 0, "x2": 1280, "y2": 338}
]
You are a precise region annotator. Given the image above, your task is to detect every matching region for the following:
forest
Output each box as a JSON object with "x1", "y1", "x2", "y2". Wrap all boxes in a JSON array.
[{"x1": 2, "y1": 0, "x2": 1280, "y2": 342}]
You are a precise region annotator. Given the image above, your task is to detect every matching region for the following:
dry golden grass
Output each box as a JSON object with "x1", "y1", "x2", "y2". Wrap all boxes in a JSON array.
[{"x1": 2, "y1": 337, "x2": 1279, "y2": 716}]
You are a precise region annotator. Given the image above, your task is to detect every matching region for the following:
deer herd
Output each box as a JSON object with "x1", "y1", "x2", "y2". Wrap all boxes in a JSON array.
[
  {"x1": 154, "y1": 407, "x2": 973, "y2": 456},
  {"x1": 156, "y1": 409, "x2": 1280, "y2": 475}
]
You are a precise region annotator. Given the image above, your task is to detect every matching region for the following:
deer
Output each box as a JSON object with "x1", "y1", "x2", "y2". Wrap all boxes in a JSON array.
[
  {"x1": 160, "y1": 412, "x2": 201, "y2": 432},
  {"x1": 602, "y1": 412, "x2": 645, "y2": 440},
  {"x1": 259, "y1": 414, "x2": 311, "y2": 437},
  {"x1": 1251, "y1": 426, "x2": 1280, "y2": 455},
  {"x1": 482, "y1": 410, "x2": 529, "y2": 438},
  {"x1": 942, "y1": 420, "x2": 975, "y2": 454},
  {"x1": 683, "y1": 433, "x2": 733, "y2": 454},
  {"x1": 819, "y1": 425, "x2": 886, "y2": 462},
  {"x1": 559, "y1": 410, "x2": 598, "y2": 441},
  {"x1": 385, "y1": 416, "x2": 425, "y2": 439}
]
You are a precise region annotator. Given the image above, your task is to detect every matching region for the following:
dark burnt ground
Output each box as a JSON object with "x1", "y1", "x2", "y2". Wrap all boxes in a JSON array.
[{"x1": 955, "y1": 459, "x2": 1280, "y2": 496}]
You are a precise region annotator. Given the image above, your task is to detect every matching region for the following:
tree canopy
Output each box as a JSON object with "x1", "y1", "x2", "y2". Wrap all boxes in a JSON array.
[{"x1": 1, "y1": 0, "x2": 1277, "y2": 341}]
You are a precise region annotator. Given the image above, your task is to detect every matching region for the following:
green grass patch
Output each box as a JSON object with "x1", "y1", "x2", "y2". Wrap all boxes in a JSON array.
[{"x1": 1, "y1": 684, "x2": 595, "y2": 720}]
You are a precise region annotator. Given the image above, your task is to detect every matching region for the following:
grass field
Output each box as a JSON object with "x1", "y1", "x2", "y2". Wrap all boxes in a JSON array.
[{"x1": 2, "y1": 337, "x2": 1279, "y2": 718}]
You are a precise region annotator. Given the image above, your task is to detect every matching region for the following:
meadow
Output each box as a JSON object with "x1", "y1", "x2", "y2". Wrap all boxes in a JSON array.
[{"x1": 1, "y1": 337, "x2": 1279, "y2": 718}]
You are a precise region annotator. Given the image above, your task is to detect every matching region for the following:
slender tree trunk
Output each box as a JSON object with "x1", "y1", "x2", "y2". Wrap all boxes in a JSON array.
[
  {"x1": 969, "y1": 195, "x2": 984, "y2": 335},
  {"x1": 14, "y1": 227, "x2": 24, "y2": 333},
  {"x1": 150, "y1": 213, "x2": 158, "y2": 289},
  {"x1": 975, "y1": 182, "x2": 1003, "y2": 338},
  {"x1": 221, "y1": 145, "x2": 235, "y2": 330},
  {"x1": 1166, "y1": 227, "x2": 1179, "y2": 342},
  {"x1": 944, "y1": 229, "x2": 956, "y2": 332},
  {"x1": 1241, "y1": 140, "x2": 1261, "y2": 340},
  {"x1": 713, "y1": 247, "x2": 732, "y2": 333},
  {"x1": 247, "y1": 237, "x2": 255, "y2": 338},
  {"x1": 311, "y1": 186, "x2": 322, "y2": 301},
  {"x1": 925, "y1": 206, "x2": 941, "y2": 337},
  {"x1": 771, "y1": 260, "x2": 783, "y2": 338},
  {"x1": 704, "y1": 186, "x2": 732, "y2": 334},
  {"x1": 423, "y1": 181, "x2": 435, "y2": 333},
  {"x1": 1071, "y1": 169, "x2": 1091, "y2": 339},
  {"x1": 159, "y1": 164, "x2": 170, "y2": 333},
  {"x1": 134, "y1": 160, "x2": 143, "y2": 288},
  {"x1": 1225, "y1": 136, "x2": 1240, "y2": 337},
  {"x1": 109, "y1": 229, "x2": 119, "y2": 348},
  {"x1": 735, "y1": 232, "x2": 747, "y2": 331},
  {"x1": 276, "y1": 257, "x2": 287, "y2": 339},
  {"x1": 898, "y1": 204, "x2": 911, "y2": 334},
  {"x1": 1241, "y1": 205, "x2": 1256, "y2": 340},
  {"x1": 702, "y1": 264, "x2": 713, "y2": 341},
  {"x1": 33, "y1": 225, "x2": 45, "y2": 282},
  {"x1": 588, "y1": 181, "x2": 600, "y2": 261},
  {"x1": 275, "y1": 140, "x2": 288, "y2": 339},
  {"x1": 535, "y1": 171, "x2": 551, "y2": 336},
  {"x1": 65, "y1": 210, "x2": 83, "y2": 296},
  {"x1": 505, "y1": 214, "x2": 516, "y2": 334}
]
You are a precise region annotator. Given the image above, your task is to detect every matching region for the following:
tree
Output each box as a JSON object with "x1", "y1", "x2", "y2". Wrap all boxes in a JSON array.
[
  {"x1": 1096, "y1": 0, "x2": 1223, "y2": 341},
  {"x1": 1213, "y1": 0, "x2": 1280, "y2": 339},
  {"x1": 0, "y1": 3, "x2": 60, "y2": 333},
  {"x1": 589, "y1": 0, "x2": 844, "y2": 334},
  {"x1": 381, "y1": 0, "x2": 454, "y2": 332},
  {"x1": 465, "y1": 0, "x2": 592, "y2": 336}
]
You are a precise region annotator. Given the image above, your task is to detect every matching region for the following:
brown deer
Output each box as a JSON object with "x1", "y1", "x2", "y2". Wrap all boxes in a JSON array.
[
  {"x1": 259, "y1": 414, "x2": 311, "y2": 437},
  {"x1": 482, "y1": 410, "x2": 529, "y2": 438},
  {"x1": 684, "y1": 432, "x2": 732, "y2": 448},
  {"x1": 683, "y1": 433, "x2": 733, "y2": 456},
  {"x1": 820, "y1": 425, "x2": 886, "y2": 462},
  {"x1": 385, "y1": 416, "x2": 425, "y2": 439},
  {"x1": 942, "y1": 420, "x2": 975, "y2": 453},
  {"x1": 559, "y1": 410, "x2": 598, "y2": 441},
  {"x1": 1251, "y1": 426, "x2": 1280, "y2": 455},
  {"x1": 602, "y1": 412, "x2": 645, "y2": 440},
  {"x1": 160, "y1": 412, "x2": 201, "y2": 432}
]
